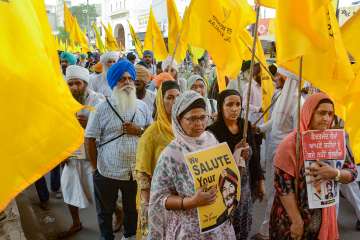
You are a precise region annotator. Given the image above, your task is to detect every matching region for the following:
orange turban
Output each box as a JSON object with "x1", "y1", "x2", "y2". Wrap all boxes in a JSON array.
[{"x1": 153, "y1": 72, "x2": 175, "y2": 88}]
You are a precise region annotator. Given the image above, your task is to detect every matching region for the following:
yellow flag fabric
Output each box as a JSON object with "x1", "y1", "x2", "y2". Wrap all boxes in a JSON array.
[
  {"x1": 102, "y1": 22, "x2": 119, "y2": 51},
  {"x1": 257, "y1": 0, "x2": 277, "y2": 8},
  {"x1": 166, "y1": 0, "x2": 187, "y2": 62},
  {"x1": 64, "y1": 2, "x2": 74, "y2": 38},
  {"x1": 92, "y1": 22, "x2": 106, "y2": 53},
  {"x1": 239, "y1": 30, "x2": 274, "y2": 122},
  {"x1": 64, "y1": 2, "x2": 89, "y2": 53},
  {"x1": 189, "y1": 45, "x2": 205, "y2": 64},
  {"x1": 182, "y1": 0, "x2": 255, "y2": 91},
  {"x1": 276, "y1": 0, "x2": 331, "y2": 63},
  {"x1": 144, "y1": 7, "x2": 168, "y2": 61},
  {"x1": 128, "y1": 21, "x2": 143, "y2": 58},
  {"x1": 341, "y1": 10, "x2": 360, "y2": 73},
  {"x1": 72, "y1": 17, "x2": 89, "y2": 53},
  {"x1": 280, "y1": 4, "x2": 354, "y2": 104},
  {"x1": 0, "y1": 0, "x2": 84, "y2": 211}
]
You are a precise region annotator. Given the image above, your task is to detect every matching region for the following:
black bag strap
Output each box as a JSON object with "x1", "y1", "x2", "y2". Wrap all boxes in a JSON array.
[
  {"x1": 106, "y1": 97, "x2": 136, "y2": 123},
  {"x1": 98, "y1": 133, "x2": 125, "y2": 148}
]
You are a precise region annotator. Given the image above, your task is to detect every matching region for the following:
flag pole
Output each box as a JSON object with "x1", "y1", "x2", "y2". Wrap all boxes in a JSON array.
[
  {"x1": 168, "y1": 20, "x2": 185, "y2": 74},
  {"x1": 243, "y1": 4, "x2": 261, "y2": 140},
  {"x1": 253, "y1": 92, "x2": 282, "y2": 125},
  {"x1": 295, "y1": 56, "x2": 303, "y2": 199}
]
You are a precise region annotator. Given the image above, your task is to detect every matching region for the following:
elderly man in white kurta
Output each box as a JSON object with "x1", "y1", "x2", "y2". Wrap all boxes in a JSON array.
[{"x1": 59, "y1": 65, "x2": 104, "y2": 238}]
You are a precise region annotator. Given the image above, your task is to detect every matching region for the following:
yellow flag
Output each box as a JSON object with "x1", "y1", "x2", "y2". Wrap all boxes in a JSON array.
[
  {"x1": 276, "y1": 0, "x2": 331, "y2": 64},
  {"x1": 281, "y1": 4, "x2": 355, "y2": 104},
  {"x1": 341, "y1": 10, "x2": 360, "y2": 73},
  {"x1": 144, "y1": 7, "x2": 168, "y2": 61},
  {"x1": 64, "y1": 3, "x2": 89, "y2": 53},
  {"x1": 59, "y1": 39, "x2": 66, "y2": 51},
  {"x1": 166, "y1": 0, "x2": 187, "y2": 62},
  {"x1": 0, "y1": 0, "x2": 83, "y2": 211},
  {"x1": 64, "y1": 2, "x2": 74, "y2": 38},
  {"x1": 102, "y1": 22, "x2": 119, "y2": 51},
  {"x1": 182, "y1": 0, "x2": 255, "y2": 91},
  {"x1": 72, "y1": 17, "x2": 89, "y2": 53},
  {"x1": 239, "y1": 30, "x2": 274, "y2": 122},
  {"x1": 189, "y1": 45, "x2": 205, "y2": 64},
  {"x1": 92, "y1": 22, "x2": 106, "y2": 53},
  {"x1": 128, "y1": 21, "x2": 143, "y2": 58},
  {"x1": 257, "y1": 0, "x2": 277, "y2": 8}
]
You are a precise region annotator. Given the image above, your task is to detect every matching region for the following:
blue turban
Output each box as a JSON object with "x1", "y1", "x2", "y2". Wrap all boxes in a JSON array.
[
  {"x1": 143, "y1": 50, "x2": 154, "y2": 58},
  {"x1": 107, "y1": 60, "x2": 136, "y2": 89},
  {"x1": 60, "y1": 51, "x2": 77, "y2": 65}
]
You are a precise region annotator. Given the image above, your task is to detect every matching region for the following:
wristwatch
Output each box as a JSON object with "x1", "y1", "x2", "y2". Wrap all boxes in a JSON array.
[
  {"x1": 138, "y1": 127, "x2": 145, "y2": 137},
  {"x1": 334, "y1": 169, "x2": 341, "y2": 182}
]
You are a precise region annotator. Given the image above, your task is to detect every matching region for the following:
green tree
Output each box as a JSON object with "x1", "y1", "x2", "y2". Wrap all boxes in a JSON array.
[
  {"x1": 70, "y1": 4, "x2": 98, "y2": 33},
  {"x1": 57, "y1": 26, "x2": 69, "y2": 43}
]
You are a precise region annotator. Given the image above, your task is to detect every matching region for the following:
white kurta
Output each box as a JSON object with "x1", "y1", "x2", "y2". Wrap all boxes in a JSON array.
[
  {"x1": 61, "y1": 89, "x2": 104, "y2": 208},
  {"x1": 242, "y1": 80, "x2": 262, "y2": 124}
]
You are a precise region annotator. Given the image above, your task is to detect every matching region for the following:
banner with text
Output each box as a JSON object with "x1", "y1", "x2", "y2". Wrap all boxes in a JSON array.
[
  {"x1": 184, "y1": 142, "x2": 241, "y2": 233},
  {"x1": 302, "y1": 129, "x2": 346, "y2": 209}
]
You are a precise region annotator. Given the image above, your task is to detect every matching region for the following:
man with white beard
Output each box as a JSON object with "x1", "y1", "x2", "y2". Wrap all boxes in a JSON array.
[
  {"x1": 88, "y1": 51, "x2": 119, "y2": 97},
  {"x1": 85, "y1": 60, "x2": 152, "y2": 240}
]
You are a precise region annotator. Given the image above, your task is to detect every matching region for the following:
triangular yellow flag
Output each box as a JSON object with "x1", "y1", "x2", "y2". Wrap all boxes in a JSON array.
[
  {"x1": 143, "y1": 7, "x2": 168, "y2": 61},
  {"x1": 276, "y1": 0, "x2": 331, "y2": 64},
  {"x1": 128, "y1": 20, "x2": 143, "y2": 58},
  {"x1": 166, "y1": 0, "x2": 187, "y2": 62},
  {"x1": 341, "y1": 10, "x2": 360, "y2": 74},
  {"x1": 102, "y1": 22, "x2": 119, "y2": 51},
  {"x1": 280, "y1": 4, "x2": 355, "y2": 104},
  {"x1": 92, "y1": 22, "x2": 106, "y2": 53},
  {"x1": 182, "y1": 0, "x2": 256, "y2": 91},
  {"x1": 0, "y1": 0, "x2": 83, "y2": 211}
]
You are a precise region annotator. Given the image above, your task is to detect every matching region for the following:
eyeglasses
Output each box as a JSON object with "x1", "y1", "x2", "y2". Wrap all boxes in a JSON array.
[
  {"x1": 183, "y1": 115, "x2": 209, "y2": 124},
  {"x1": 107, "y1": 60, "x2": 116, "y2": 64}
]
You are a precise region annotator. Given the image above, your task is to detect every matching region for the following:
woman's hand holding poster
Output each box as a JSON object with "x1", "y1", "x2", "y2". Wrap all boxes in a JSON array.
[
  {"x1": 302, "y1": 129, "x2": 346, "y2": 209},
  {"x1": 184, "y1": 142, "x2": 241, "y2": 233}
]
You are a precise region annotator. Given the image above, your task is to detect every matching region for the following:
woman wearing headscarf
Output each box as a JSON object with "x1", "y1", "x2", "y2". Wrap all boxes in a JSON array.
[
  {"x1": 269, "y1": 93, "x2": 357, "y2": 240},
  {"x1": 207, "y1": 89, "x2": 265, "y2": 240},
  {"x1": 135, "y1": 81, "x2": 180, "y2": 239},
  {"x1": 148, "y1": 91, "x2": 236, "y2": 239},
  {"x1": 188, "y1": 74, "x2": 218, "y2": 123}
]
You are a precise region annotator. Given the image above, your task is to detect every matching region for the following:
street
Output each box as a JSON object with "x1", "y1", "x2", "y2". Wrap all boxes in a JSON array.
[{"x1": 16, "y1": 179, "x2": 360, "y2": 240}]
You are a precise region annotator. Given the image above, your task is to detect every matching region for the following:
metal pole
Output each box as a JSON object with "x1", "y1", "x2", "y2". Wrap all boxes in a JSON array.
[
  {"x1": 243, "y1": 4, "x2": 261, "y2": 140},
  {"x1": 295, "y1": 56, "x2": 303, "y2": 199},
  {"x1": 87, "y1": 0, "x2": 90, "y2": 35}
]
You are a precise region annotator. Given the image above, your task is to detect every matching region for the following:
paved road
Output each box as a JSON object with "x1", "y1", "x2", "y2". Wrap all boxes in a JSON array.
[{"x1": 18, "y1": 179, "x2": 360, "y2": 240}]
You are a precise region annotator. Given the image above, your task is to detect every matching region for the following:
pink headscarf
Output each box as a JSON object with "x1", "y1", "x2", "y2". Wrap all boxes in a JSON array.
[{"x1": 274, "y1": 92, "x2": 338, "y2": 240}]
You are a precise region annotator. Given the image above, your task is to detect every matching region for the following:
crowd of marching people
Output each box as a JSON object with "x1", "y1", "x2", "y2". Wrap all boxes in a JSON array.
[{"x1": 33, "y1": 48, "x2": 360, "y2": 240}]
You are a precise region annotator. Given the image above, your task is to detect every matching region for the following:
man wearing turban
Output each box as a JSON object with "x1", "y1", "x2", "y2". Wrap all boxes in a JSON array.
[
  {"x1": 88, "y1": 51, "x2": 119, "y2": 97},
  {"x1": 58, "y1": 65, "x2": 104, "y2": 239},
  {"x1": 60, "y1": 51, "x2": 77, "y2": 76},
  {"x1": 85, "y1": 60, "x2": 152, "y2": 240}
]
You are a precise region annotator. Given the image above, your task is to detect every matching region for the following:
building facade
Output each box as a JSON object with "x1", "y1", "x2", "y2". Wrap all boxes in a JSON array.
[{"x1": 101, "y1": 0, "x2": 190, "y2": 51}]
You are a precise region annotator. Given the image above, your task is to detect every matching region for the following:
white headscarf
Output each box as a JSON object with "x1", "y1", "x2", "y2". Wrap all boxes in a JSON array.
[
  {"x1": 171, "y1": 90, "x2": 218, "y2": 152},
  {"x1": 100, "y1": 52, "x2": 120, "y2": 67},
  {"x1": 162, "y1": 56, "x2": 179, "y2": 72}
]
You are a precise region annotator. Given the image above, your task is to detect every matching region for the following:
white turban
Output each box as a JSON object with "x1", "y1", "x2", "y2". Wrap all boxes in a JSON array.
[
  {"x1": 65, "y1": 65, "x2": 90, "y2": 83},
  {"x1": 100, "y1": 51, "x2": 120, "y2": 64},
  {"x1": 162, "y1": 56, "x2": 179, "y2": 72}
]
